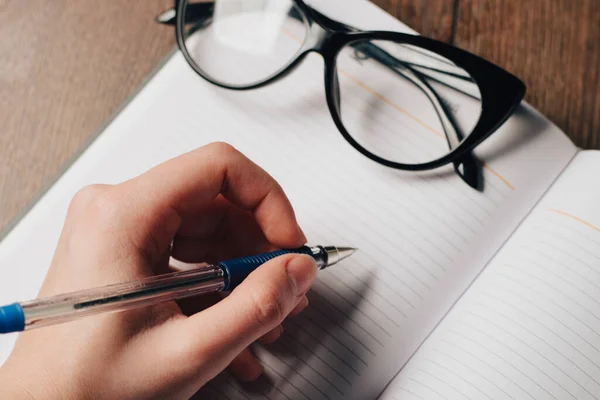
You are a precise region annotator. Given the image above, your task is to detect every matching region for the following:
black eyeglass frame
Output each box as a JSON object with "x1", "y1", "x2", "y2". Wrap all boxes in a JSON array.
[{"x1": 163, "y1": 0, "x2": 526, "y2": 190}]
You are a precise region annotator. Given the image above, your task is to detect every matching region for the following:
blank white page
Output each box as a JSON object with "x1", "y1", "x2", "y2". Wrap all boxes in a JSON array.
[
  {"x1": 0, "y1": 1, "x2": 577, "y2": 398},
  {"x1": 379, "y1": 151, "x2": 600, "y2": 400}
]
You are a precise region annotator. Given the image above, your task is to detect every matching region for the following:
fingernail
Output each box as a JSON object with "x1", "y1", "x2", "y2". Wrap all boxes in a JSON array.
[
  {"x1": 295, "y1": 296, "x2": 309, "y2": 314},
  {"x1": 287, "y1": 255, "x2": 317, "y2": 295},
  {"x1": 300, "y1": 296, "x2": 309, "y2": 311}
]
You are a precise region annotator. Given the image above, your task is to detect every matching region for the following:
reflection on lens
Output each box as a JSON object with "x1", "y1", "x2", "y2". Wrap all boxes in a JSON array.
[
  {"x1": 336, "y1": 40, "x2": 482, "y2": 165},
  {"x1": 182, "y1": 0, "x2": 308, "y2": 87}
]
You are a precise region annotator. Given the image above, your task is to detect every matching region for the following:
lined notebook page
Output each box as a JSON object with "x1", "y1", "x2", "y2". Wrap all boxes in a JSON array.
[
  {"x1": 0, "y1": 1, "x2": 577, "y2": 399},
  {"x1": 378, "y1": 151, "x2": 600, "y2": 400}
]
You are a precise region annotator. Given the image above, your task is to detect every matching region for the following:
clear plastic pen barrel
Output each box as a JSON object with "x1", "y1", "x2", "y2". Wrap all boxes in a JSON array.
[{"x1": 20, "y1": 266, "x2": 225, "y2": 330}]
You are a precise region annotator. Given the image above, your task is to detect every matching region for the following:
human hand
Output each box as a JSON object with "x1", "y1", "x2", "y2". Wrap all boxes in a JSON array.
[{"x1": 0, "y1": 142, "x2": 316, "y2": 399}]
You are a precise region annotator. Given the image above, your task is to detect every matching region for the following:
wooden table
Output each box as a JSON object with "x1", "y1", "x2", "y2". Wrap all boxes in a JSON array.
[{"x1": 1, "y1": 1, "x2": 599, "y2": 234}]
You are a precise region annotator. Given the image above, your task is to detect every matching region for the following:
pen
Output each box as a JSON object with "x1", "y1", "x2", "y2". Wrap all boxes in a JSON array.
[{"x1": 0, "y1": 245, "x2": 356, "y2": 334}]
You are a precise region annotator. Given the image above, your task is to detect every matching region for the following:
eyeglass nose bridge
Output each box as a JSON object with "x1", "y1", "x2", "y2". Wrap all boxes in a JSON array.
[
  {"x1": 298, "y1": 17, "x2": 340, "y2": 59},
  {"x1": 295, "y1": 0, "x2": 362, "y2": 56}
]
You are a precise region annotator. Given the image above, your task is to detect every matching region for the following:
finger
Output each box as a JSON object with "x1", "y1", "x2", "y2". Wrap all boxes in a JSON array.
[
  {"x1": 166, "y1": 254, "x2": 317, "y2": 379},
  {"x1": 228, "y1": 348, "x2": 263, "y2": 382},
  {"x1": 181, "y1": 296, "x2": 287, "y2": 344},
  {"x1": 177, "y1": 292, "x2": 223, "y2": 317},
  {"x1": 259, "y1": 325, "x2": 283, "y2": 345},
  {"x1": 154, "y1": 246, "x2": 174, "y2": 276},
  {"x1": 289, "y1": 295, "x2": 309, "y2": 317},
  {"x1": 111, "y1": 142, "x2": 306, "y2": 267},
  {"x1": 171, "y1": 237, "x2": 225, "y2": 264},
  {"x1": 175, "y1": 196, "x2": 230, "y2": 239},
  {"x1": 171, "y1": 206, "x2": 273, "y2": 264}
]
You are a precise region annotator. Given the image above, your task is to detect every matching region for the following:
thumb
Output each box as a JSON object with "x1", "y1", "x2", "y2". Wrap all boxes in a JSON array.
[{"x1": 176, "y1": 254, "x2": 317, "y2": 375}]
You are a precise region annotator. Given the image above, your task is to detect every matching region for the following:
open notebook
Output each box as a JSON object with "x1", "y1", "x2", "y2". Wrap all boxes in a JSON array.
[{"x1": 1, "y1": 0, "x2": 599, "y2": 398}]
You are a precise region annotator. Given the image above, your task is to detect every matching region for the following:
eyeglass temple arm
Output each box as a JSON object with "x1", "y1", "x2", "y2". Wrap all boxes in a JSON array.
[{"x1": 155, "y1": 3, "x2": 482, "y2": 190}]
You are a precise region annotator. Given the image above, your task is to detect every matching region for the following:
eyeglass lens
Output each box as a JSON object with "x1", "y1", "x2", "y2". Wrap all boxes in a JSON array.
[
  {"x1": 335, "y1": 40, "x2": 482, "y2": 165},
  {"x1": 182, "y1": 0, "x2": 308, "y2": 87}
]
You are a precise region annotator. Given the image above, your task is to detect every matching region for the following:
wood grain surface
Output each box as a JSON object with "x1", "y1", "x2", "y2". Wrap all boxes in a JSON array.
[
  {"x1": 1, "y1": 0, "x2": 599, "y2": 233},
  {"x1": 454, "y1": 0, "x2": 600, "y2": 149},
  {"x1": 374, "y1": 0, "x2": 458, "y2": 42},
  {"x1": 0, "y1": 1, "x2": 175, "y2": 232}
]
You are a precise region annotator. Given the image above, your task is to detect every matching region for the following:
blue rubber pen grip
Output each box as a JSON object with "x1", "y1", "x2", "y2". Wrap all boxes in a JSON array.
[
  {"x1": 219, "y1": 246, "x2": 313, "y2": 291},
  {"x1": 0, "y1": 303, "x2": 25, "y2": 333}
]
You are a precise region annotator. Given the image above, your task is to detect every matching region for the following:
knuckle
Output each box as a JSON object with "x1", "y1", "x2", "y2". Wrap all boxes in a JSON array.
[
  {"x1": 87, "y1": 190, "x2": 122, "y2": 222},
  {"x1": 250, "y1": 284, "x2": 287, "y2": 329},
  {"x1": 207, "y1": 141, "x2": 239, "y2": 157},
  {"x1": 70, "y1": 185, "x2": 122, "y2": 224},
  {"x1": 68, "y1": 184, "x2": 108, "y2": 214}
]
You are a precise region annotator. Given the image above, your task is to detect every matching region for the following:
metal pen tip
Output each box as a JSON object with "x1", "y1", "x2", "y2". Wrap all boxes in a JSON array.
[
  {"x1": 336, "y1": 247, "x2": 358, "y2": 262},
  {"x1": 322, "y1": 246, "x2": 358, "y2": 269}
]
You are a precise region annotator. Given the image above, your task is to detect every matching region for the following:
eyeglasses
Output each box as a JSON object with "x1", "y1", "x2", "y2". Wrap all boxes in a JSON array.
[{"x1": 156, "y1": 0, "x2": 526, "y2": 191}]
